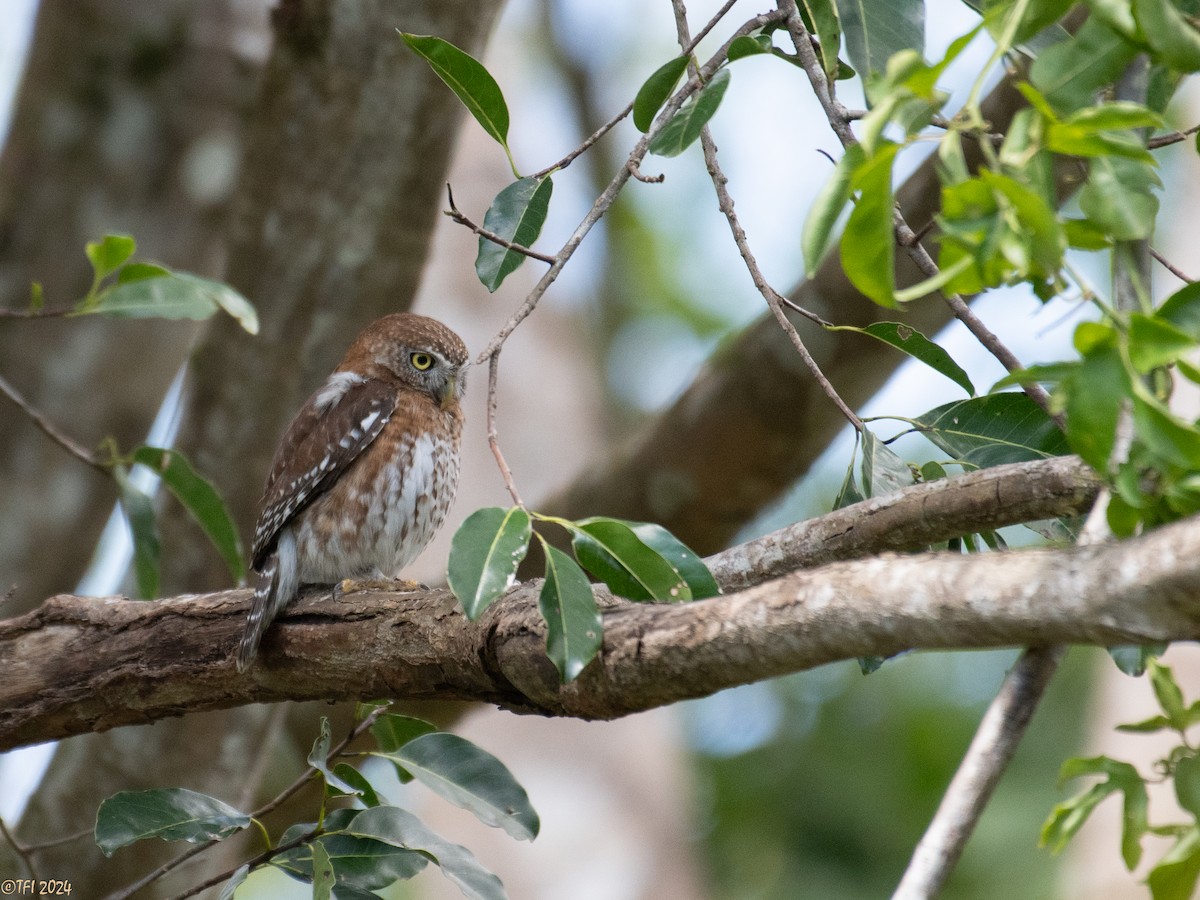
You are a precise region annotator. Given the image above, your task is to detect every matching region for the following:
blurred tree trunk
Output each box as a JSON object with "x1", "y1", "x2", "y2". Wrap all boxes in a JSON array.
[
  {"x1": 0, "y1": 0, "x2": 257, "y2": 615},
  {"x1": 12, "y1": 1, "x2": 504, "y2": 896}
]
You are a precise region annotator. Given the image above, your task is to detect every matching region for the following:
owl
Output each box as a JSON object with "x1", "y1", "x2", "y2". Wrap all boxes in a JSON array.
[{"x1": 236, "y1": 313, "x2": 468, "y2": 671}]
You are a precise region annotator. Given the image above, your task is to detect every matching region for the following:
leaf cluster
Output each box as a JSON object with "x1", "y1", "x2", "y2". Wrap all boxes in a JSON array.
[
  {"x1": 448, "y1": 508, "x2": 718, "y2": 682},
  {"x1": 1042, "y1": 660, "x2": 1200, "y2": 900},
  {"x1": 95, "y1": 710, "x2": 539, "y2": 900}
]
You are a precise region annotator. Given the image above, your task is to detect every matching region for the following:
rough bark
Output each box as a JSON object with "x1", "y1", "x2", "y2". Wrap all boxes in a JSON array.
[
  {"x1": 5, "y1": 505, "x2": 1200, "y2": 751},
  {"x1": 0, "y1": 0, "x2": 257, "y2": 614},
  {"x1": 9, "y1": 2, "x2": 506, "y2": 894},
  {"x1": 0, "y1": 455, "x2": 1119, "y2": 750}
]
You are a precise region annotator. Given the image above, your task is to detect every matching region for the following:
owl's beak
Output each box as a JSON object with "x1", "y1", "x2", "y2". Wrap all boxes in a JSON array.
[{"x1": 439, "y1": 375, "x2": 459, "y2": 410}]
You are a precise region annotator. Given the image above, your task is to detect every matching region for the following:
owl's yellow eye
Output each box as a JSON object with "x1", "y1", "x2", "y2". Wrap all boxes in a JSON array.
[{"x1": 410, "y1": 352, "x2": 434, "y2": 371}]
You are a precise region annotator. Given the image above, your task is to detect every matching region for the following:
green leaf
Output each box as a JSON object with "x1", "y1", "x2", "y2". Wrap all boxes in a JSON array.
[
  {"x1": 633, "y1": 56, "x2": 690, "y2": 132},
  {"x1": 113, "y1": 466, "x2": 160, "y2": 599},
  {"x1": 1133, "y1": 0, "x2": 1200, "y2": 72},
  {"x1": 727, "y1": 35, "x2": 774, "y2": 61},
  {"x1": 803, "y1": 144, "x2": 862, "y2": 276},
  {"x1": 448, "y1": 506, "x2": 532, "y2": 619},
  {"x1": 835, "y1": 0, "x2": 924, "y2": 80},
  {"x1": 392, "y1": 732, "x2": 539, "y2": 841},
  {"x1": 1158, "y1": 282, "x2": 1200, "y2": 339},
  {"x1": 79, "y1": 273, "x2": 260, "y2": 334},
  {"x1": 800, "y1": 0, "x2": 844, "y2": 81},
  {"x1": 1115, "y1": 714, "x2": 1174, "y2": 733},
  {"x1": 132, "y1": 446, "x2": 245, "y2": 582},
  {"x1": 1065, "y1": 342, "x2": 1127, "y2": 470},
  {"x1": 540, "y1": 544, "x2": 603, "y2": 683},
  {"x1": 1147, "y1": 828, "x2": 1200, "y2": 900},
  {"x1": 570, "y1": 517, "x2": 691, "y2": 602},
  {"x1": 274, "y1": 814, "x2": 427, "y2": 891},
  {"x1": 95, "y1": 788, "x2": 250, "y2": 856},
  {"x1": 1175, "y1": 754, "x2": 1200, "y2": 819},
  {"x1": 311, "y1": 839, "x2": 335, "y2": 900},
  {"x1": 475, "y1": 176, "x2": 554, "y2": 292},
  {"x1": 371, "y1": 714, "x2": 438, "y2": 753},
  {"x1": 915, "y1": 393, "x2": 1069, "y2": 468},
  {"x1": 86, "y1": 234, "x2": 137, "y2": 282},
  {"x1": 1129, "y1": 313, "x2": 1197, "y2": 373},
  {"x1": 1080, "y1": 155, "x2": 1161, "y2": 241},
  {"x1": 343, "y1": 806, "x2": 507, "y2": 900},
  {"x1": 218, "y1": 864, "x2": 249, "y2": 900},
  {"x1": 861, "y1": 428, "x2": 912, "y2": 497},
  {"x1": 117, "y1": 262, "x2": 172, "y2": 284},
  {"x1": 332, "y1": 764, "x2": 382, "y2": 807},
  {"x1": 1149, "y1": 659, "x2": 1189, "y2": 728},
  {"x1": 1109, "y1": 642, "x2": 1165, "y2": 677},
  {"x1": 399, "y1": 33, "x2": 512, "y2": 160},
  {"x1": 1132, "y1": 393, "x2": 1200, "y2": 469},
  {"x1": 835, "y1": 321, "x2": 974, "y2": 396},
  {"x1": 620, "y1": 521, "x2": 720, "y2": 599},
  {"x1": 648, "y1": 68, "x2": 731, "y2": 158},
  {"x1": 1042, "y1": 756, "x2": 1148, "y2": 869},
  {"x1": 841, "y1": 141, "x2": 898, "y2": 307},
  {"x1": 308, "y1": 717, "x2": 362, "y2": 796},
  {"x1": 1030, "y1": 18, "x2": 1139, "y2": 113}
]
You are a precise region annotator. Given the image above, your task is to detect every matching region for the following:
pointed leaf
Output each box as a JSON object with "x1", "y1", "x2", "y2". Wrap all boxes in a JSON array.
[
  {"x1": 273, "y1": 819, "x2": 427, "y2": 890},
  {"x1": 95, "y1": 788, "x2": 250, "y2": 856},
  {"x1": 1147, "y1": 828, "x2": 1200, "y2": 900},
  {"x1": 332, "y1": 765, "x2": 382, "y2": 807},
  {"x1": 540, "y1": 545, "x2": 603, "y2": 683},
  {"x1": 633, "y1": 56, "x2": 690, "y2": 132},
  {"x1": 915, "y1": 394, "x2": 1069, "y2": 468},
  {"x1": 344, "y1": 806, "x2": 507, "y2": 900},
  {"x1": 399, "y1": 33, "x2": 510, "y2": 149},
  {"x1": 841, "y1": 141, "x2": 898, "y2": 307},
  {"x1": 1175, "y1": 754, "x2": 1200, "y2": 820},
  {"x1": 1133, "y1": 0, "x2": 1200, "y2": 72},
  {"x1": 311, "y1": 839, "x2": 335, "y2": 900},
  {"x1": 1030, "y1": 18, "x2": 1139, "y2": 113},
  {"x1": 861, "y1": 428, "x2": 912, "y2": 497},
  {"x1": 80, "y1": 273, "x2": 259, "y2": 334},
  {"x1": 475, "y1": 176, "x2": 554, "y2": 292},
  {"x1": 448, "y1": 506, "x2": 532, "y2": 619},
  {"x1": 803, "y1": 144, "x2": 862, "y2": 276},
  {"x1": 801, "y1": 0, "x2": 844, "y2": 81},
  {"x1": 392, "y1": 732, "x2": 539, "y2": 841},
  {"x1": 132, "y1": 446, "x2": 245, "y2": 582},
  {"x1": 117, "y1": 262, "x2": 171, "y2": 284},
  {"x1": 1080, "y1": 155, "x2": 1161, "y2": 241},
  {"x1": 648, "y1": 68, "x2": 731, "y2": 158},
  {"x1": 371, "y1": 714, "x2": 438, "y2": 753},
  {"x1": 1149, "y1": 659, "x2": 1188, "y2": 728},
  {"x1": 835, "y1": 0, "x2": 924, "y2": 80},
  {"x1": 571, "y1": 517, "x2": 691, "y2": 602},
  {"x1": 620, "y1": 521, "x2": 719, "y2": 599},
  {"x1": 1158, "y1": 282, "x2": 1200, "y2": 340},
  {"x1": 837, "y1": 322, "x2": 974, "y2": 396},
  {"x1": 113, "y1": 466, "x2": 160, "y2": 599},
  {"x1": 308, "y1": 717, "x2": 362, "y2": 796}
]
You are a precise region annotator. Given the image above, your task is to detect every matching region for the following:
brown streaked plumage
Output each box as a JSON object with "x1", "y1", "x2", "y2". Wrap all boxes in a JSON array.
[{"x1": 236, "y1": 313, "x2": 468, "y2": 672}]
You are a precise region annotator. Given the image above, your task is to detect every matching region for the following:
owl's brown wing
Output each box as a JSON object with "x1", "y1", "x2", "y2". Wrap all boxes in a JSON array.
[{"x1": 251, "y1": 374, "x2": 397, "y2": 567}]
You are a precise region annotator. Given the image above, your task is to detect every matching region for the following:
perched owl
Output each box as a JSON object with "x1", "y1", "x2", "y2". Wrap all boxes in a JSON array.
[{"x1": 236, "y1": 313, "x2": 468, "y2": 671}]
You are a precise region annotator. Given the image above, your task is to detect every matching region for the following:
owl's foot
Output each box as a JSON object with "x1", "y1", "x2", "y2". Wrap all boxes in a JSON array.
[{"x1": 334, "y1": 577, "x2": 429, "y2": 599}]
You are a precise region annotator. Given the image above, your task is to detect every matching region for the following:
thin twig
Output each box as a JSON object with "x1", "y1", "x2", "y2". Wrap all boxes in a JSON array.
[
  {"x1": 0, "y1": 306, "x2": 74, "y2": 319},
  {"x1": 670, "y1": 0, "x2": 861, "y2": 431},
  {"x1": 1146, "y1": 123, "x2": 1200, "y2": 149},
  {"x1": 486, "y1": 351, "x2": 524, "y2": 508},
  {"x1": 776, "y1": 0, "x2": 1059, "y2": 424},
  {"x1": 0, "y1": 372, "x2": 106, "y2": 471},
  {"x1": 0, "y1": 816, "x2": 38, "y2": 881},
  {"x1": 444, "y1": 185, "x2": 556, "y2": 264},
  {"x1": 18, "y1": 826, "x2": 94, "y2": 853},
  {"x1": 1150, "y1": 246, "x2": 1194, "y2": 283}
]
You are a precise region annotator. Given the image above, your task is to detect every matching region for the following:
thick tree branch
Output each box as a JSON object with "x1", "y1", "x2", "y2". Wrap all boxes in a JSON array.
[{"x1": 2, "y1": 458, "x2": 1179, "y2": 753}]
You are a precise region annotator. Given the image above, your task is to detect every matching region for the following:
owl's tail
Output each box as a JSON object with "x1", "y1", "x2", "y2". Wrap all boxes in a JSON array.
[{"x1": 236, "y1": 529, "x2": 299, "y2": 672}]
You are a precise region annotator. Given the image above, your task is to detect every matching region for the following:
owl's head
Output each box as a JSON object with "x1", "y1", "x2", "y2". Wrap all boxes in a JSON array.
[{"x1": 344, "y1": 312, "x2": 469, "y2": 408}]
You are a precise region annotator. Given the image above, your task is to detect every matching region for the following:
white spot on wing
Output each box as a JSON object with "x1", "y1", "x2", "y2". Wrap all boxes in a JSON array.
[{"x1": 314, "y1": 371, "x2": 366, "y2": 411}]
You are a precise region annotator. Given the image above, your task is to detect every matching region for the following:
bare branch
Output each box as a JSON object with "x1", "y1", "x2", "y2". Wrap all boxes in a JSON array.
[
  {"x1": 0, "y1": 372, "x2": 106, "y2": 471},
  {"x1": 1150, "y1": 246, "x2": 1195, "y2": 283}
]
